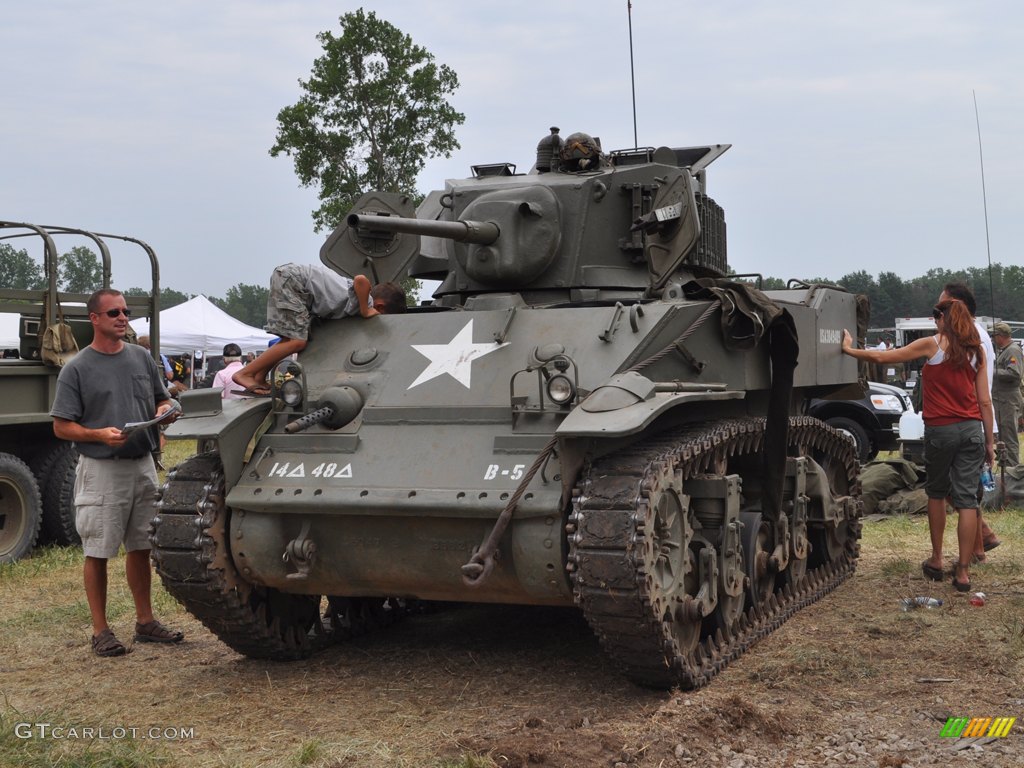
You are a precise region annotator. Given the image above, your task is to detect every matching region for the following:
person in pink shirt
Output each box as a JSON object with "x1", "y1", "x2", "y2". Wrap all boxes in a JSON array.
[{"x1": 212, "y1": 343, "x2": 245, "y2": 400}]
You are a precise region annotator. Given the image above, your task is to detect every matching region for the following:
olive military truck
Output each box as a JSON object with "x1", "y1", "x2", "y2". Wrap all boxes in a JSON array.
[
  {"x1": 0, "y1": 222, "x2": 160, "y2": 563},
  {"x1": 155, "y1": 130, "x2": 864, "y2": 689}
]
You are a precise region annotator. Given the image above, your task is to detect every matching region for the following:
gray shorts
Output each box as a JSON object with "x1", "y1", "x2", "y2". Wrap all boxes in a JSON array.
[
  {"x1": 265, "y1": 264, "x2": 313, "y2": 341},
  {"x1": 74, "y1": 454, "x2": 159, "y2": 559},
  {"x1": 923, "y1": 420, "x2": 985, "y2": 509}
]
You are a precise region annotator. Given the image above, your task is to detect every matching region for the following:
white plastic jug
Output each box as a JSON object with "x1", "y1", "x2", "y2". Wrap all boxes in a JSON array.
[{"x1": 899, "y1": 410, "x2": 924, "y2": 440}]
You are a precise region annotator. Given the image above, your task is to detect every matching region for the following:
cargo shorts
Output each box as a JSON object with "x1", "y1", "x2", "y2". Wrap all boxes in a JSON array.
[
  {"x1": 74, "y1": 455, "x2": 159, "y2": 559},
  {"x1": 923, "y1": 420, "x2": 985, "y2": 510},
  {"x1": 265, "y1": 264, "x2": 314, "y2": 341}
]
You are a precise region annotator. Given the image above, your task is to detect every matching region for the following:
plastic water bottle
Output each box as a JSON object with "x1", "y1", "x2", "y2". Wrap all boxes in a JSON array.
[
  {"x1": 981, "y1": 464, "x2": 996, "y2": 493},
  {"x1": 900, "y1": 596, "x2": 943, "y2": 611}
]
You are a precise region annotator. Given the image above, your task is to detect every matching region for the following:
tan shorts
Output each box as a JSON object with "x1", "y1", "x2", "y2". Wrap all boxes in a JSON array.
[
  {"x1": 265, "y1": 264, "x2": 313, "y2": 341},
  {"x1": 74, "y1": 455, "x2": 159, "y2": 559}
]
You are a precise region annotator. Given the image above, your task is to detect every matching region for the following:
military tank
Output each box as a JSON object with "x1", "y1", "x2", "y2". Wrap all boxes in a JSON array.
[{"x1": 154, "y1": 128, "x2": 864, "y2": 689}]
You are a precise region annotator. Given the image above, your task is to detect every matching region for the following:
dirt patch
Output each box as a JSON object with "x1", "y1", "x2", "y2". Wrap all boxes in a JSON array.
[{"x1": 2, "y1": 513, "x2": 1023, "y2": 767}]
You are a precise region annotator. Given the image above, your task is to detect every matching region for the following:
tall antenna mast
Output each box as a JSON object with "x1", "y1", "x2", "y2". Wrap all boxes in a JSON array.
[
  {"x1": 627, "y1": 1, "x2": 638, "y2": 148},
  {"x1": 973, "y1": 89, "x2": 996, "y2": 318}
]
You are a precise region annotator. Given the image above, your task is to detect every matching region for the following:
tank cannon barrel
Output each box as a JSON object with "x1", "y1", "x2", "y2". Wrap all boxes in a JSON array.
[{"x1": 347, "y1": 213, "x2": 499, "y2": 246}]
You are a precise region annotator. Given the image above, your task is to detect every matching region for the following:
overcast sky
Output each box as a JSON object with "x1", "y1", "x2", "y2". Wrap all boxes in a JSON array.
[{"x1": 3, "y1": 1, "x2": 1021, "y2": 299}]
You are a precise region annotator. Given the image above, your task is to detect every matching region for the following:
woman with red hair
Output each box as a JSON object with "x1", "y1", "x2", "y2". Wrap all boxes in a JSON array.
[{"x1": 842, "y1": 298, "x2": 994, "y2": 591}]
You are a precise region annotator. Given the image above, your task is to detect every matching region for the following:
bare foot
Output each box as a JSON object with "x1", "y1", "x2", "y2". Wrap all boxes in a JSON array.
[{"x1": 232, "y1": 371, "x2": 270, "y2": 394}]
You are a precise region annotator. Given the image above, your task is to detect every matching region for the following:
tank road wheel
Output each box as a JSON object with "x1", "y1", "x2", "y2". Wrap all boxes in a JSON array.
[
  {"x1": 799, "y1": 417, "x2": 862, "y2": 568},
  {"x1": 739, "y1": 511, "x2": 774, "y2": 608},
  {"x1": 0, "y1": 453, "x2": 43, "y2": 564},
  {"x1": 784, "y1": 509, "x2": 809, "y2": 589},
  {"x1": 706, "y1": 544, "x2": 745, "y2": 641},
  {"x1": 150, "y1": 452, "x2": 323, "y2": 659},
  {"x1": 647, "y1": 467, "x2": 702, "y2": 658}
]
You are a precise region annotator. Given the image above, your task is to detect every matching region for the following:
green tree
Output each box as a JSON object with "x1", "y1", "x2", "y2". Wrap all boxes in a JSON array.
[
  {"x1": 58, "y1": 246, "x2": 103, "y2": 293},
  {"x1": 271, "y1": 9, "x2": 465, "y2": 233},
  {"x1": 123, "y1": 286, "x2": 190, "y2": 310},
  {"x1": 400, "y1": 276, "x2": 422, "y2": 306},
  {"x1": 835, "y1": 270, "x2": 876, "y2": 296},
  {"x1": 212, "y1": 283, "x2": 269, "y2": 328},
  {"x1": 0, "y1": 243, "x2": 44, "y2": 289}
]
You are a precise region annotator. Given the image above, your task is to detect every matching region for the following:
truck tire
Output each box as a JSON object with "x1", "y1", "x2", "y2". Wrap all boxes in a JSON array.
[
  {"x1": 41, "y1": 445, "x2": 80, "y2": 546},
  {"x1": 0, "y1": 453, "x2": 43, "y2": 563},
  {"x1": 31, "y1": 442, "x2": 81, "y2": 546},
  {"x1": 826, "y1": 416, "x2": 872, "y2": 463}
]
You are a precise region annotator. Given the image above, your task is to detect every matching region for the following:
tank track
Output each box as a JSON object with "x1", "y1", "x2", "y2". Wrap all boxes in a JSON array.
[
  {"x1": 150, "y1": 452, "x2": 403, "y2": 660},
  {"x1": 569, "y1": 416, "x2": 861, "y2": 689}
]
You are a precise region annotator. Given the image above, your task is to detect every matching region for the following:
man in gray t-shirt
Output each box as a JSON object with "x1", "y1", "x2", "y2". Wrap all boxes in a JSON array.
[{"x1": 50, "y1": 288, "x2": 184, "y2": 657}]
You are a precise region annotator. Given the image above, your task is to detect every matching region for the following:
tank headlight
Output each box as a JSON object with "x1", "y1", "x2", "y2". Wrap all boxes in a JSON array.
[
  {"x1": 281, "y1": 378, "x2": 303, "y2": 407},
  {"x1": 546, "y1": 374, "x2": 575, "y2": 405}
]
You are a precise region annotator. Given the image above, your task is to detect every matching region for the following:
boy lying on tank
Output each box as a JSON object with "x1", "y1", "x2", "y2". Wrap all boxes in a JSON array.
[{"x1": 232, "y1": 263, "x2": 406, "y2": 396}]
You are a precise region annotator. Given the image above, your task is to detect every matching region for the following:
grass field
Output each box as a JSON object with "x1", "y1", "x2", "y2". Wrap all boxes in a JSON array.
[{"x1": 1, "y1": 442, "x2": 1021, "y2": 767}]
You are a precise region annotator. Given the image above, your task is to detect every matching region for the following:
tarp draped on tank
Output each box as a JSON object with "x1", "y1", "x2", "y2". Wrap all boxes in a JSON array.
[
  {"x1": 682, "y1": 278, "x2": 799, "y2": 529},
  {"x1": 682, "y1": 278, "x2": 790, "y2": 351},
  {"x1": 130, "y1": 295, "x2": 275, "y2": 355}
]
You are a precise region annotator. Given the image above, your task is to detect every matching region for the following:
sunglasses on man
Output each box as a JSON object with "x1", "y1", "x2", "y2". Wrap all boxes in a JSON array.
[{"x1": 96, "y1": 308, "x2": 132, "y2": 318}]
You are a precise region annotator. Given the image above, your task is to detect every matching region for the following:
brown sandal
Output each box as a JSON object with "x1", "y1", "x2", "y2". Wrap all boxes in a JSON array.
[
  {"x1": 91, "y1": 628, "x2": 127, "y2": 657},
  {"x1": 134, "y1": 620, "x2": 184, "y2": 644}
]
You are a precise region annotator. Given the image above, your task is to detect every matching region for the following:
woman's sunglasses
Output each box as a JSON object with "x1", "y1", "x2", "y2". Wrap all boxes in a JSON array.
[
  {"x1": 931, "y1": 306, "x2": 943, "y2": 320},
  {"x1": 98, "y1": 308, "x2": 131, "y2": 318}
]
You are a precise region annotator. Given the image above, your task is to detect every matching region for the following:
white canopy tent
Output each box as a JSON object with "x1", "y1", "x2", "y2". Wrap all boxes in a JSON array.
[
  {"x1": 0, "y1": 314, "x2": 20, "y2": 349},
  {"x1": 130, "y1": 294, "x2": 275, "y2": 356}
]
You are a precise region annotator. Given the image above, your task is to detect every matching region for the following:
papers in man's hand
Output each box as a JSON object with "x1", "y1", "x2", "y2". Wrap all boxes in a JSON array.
[{"x1": 120, "y1": 400, "x2": 182, "y2": 436}]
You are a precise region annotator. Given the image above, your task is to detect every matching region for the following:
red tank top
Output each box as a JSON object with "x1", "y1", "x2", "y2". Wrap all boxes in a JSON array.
[{"x1": 922, "y1": 342, "x2": 981, "y2": 426}]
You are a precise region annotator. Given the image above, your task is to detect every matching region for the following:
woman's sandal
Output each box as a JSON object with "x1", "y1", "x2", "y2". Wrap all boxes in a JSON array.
[
  {"x1": 921, "y1": 561, "x2": 944, "y2": 582},
  {"x1": 134, "y1": 620, "x2": 185, "y2": 644},
  {"x1": 952, "y1": 565, "x2": 971, "y2": 593},
  {"x1": 91, "y1": 628, "x2": 127, "y2": 657}
]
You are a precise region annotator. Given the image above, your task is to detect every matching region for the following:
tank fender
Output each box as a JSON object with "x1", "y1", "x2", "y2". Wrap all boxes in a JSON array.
[
  {"x1": 557, "y1": 372, "x2": 744, "y2": 438},
  {"x1": 164, "y1": 389, "x2": 272, "y2": 490}
]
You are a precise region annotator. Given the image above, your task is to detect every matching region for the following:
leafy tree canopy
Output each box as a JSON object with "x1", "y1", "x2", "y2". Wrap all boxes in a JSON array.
[
  {"x1": 211, "y1": 283, "x2": 269, "y2": 329},
  {"x1": 271, "y1": 9, "x2": 465, "y2": 232},
  {"x1": 0, "y1": 243, "x2": 44, "y2": 290},
  {"x1": 58, "y1": 246, "x2": 103, "y2": 293},
  {"x1": 123, "y1": 286, "x2": 190, "y2": 310},
  {"x1": 769, "y1": 263, "x2": 1024, "y2": 331}
]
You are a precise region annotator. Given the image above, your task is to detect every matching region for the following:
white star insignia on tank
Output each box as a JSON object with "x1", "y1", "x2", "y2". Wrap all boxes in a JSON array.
[{"x1": 408, "y1": 319, "x2": 510, "y2": 389}]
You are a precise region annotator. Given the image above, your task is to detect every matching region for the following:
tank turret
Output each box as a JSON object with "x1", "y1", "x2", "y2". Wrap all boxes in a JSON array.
[{"x1": 321, "y1": 133, "x2": 731, "y2": 306}]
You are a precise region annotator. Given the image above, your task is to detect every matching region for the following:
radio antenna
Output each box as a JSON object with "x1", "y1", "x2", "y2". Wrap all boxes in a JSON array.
[
  {"x1": 973, "y1": 90, "x2": 996, "y2": 318},
  {"x1": 627, "y1": 1, "x2": 638, "y2": 148}
]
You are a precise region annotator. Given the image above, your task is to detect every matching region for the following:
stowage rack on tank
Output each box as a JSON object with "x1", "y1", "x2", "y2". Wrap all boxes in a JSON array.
[
  {"x1": 150, "y1": 453, "x2": 405, "y2": 658},
  {"x1": 569, "y1": 417, "x2": 860, "y2": 689}
]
